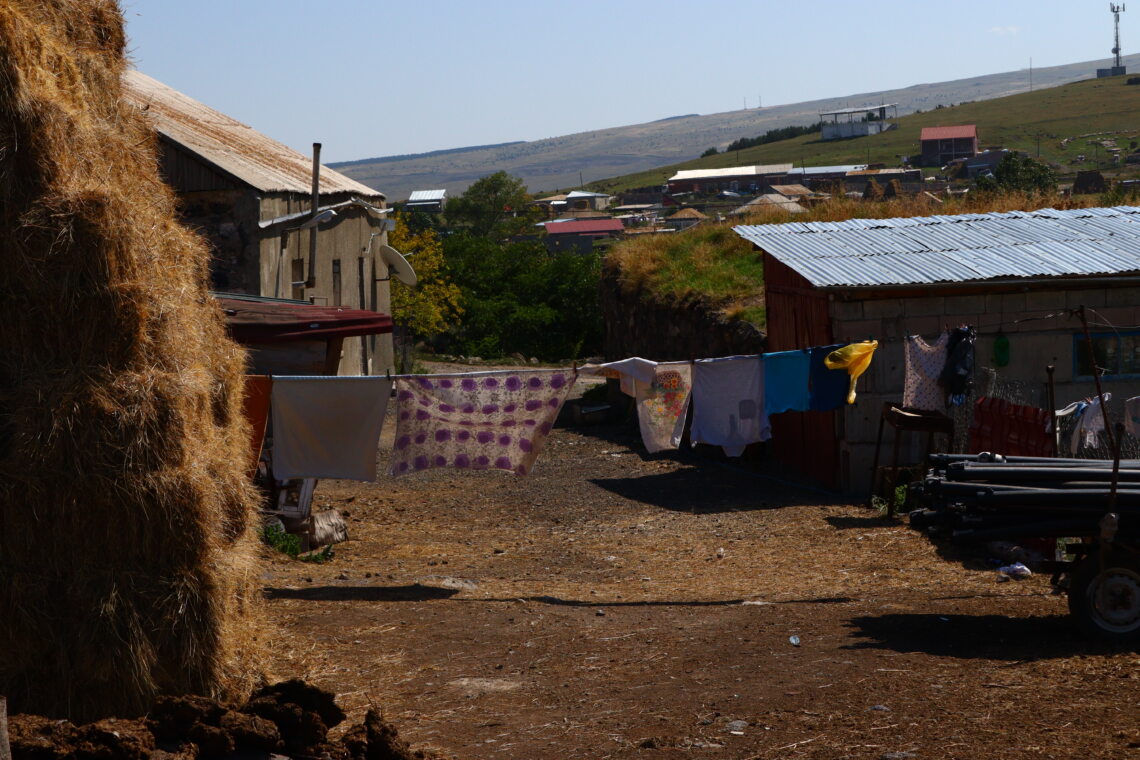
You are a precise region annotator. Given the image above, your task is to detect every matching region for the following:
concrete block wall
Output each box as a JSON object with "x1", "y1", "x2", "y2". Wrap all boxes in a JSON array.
[{"x1": 828, "y1": 285, "x2": 1140, "y2": 493}]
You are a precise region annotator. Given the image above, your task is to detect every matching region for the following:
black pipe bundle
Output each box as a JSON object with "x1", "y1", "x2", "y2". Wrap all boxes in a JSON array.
[{"x1": 910, "y1": 453, "x2": 1140, "y2": 545}]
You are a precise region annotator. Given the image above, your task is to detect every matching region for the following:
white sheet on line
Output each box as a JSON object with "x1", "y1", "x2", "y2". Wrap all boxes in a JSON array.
[{"x1": 271, "y1": 375, "x2": 392, "y2": 481}]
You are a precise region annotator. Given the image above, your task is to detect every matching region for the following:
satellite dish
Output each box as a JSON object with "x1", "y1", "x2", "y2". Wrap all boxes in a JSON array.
[{"x1": 378, "y1": 244, "x2": 417, "y2": 287}]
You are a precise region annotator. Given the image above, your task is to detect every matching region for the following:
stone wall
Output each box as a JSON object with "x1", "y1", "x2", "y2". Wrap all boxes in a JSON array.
[{"x1": 600, "y1": 273, "x2": 765, "y2": 362}]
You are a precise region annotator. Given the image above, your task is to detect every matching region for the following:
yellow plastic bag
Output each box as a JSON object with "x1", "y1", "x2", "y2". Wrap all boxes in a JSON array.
[{"x1": 824, "y1": 340, "x2": 878, "y2": 404}]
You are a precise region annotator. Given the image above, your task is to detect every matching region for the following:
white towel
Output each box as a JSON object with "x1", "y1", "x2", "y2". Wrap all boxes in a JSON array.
[{"x1": 271, "y1": 376, "x2": 392, "y2": 481}]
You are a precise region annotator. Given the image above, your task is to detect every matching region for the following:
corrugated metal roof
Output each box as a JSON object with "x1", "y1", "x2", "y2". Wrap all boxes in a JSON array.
[
  {"x1": 819, "y1": 103, "x2": 898, "y2": 116},
  {"x1": 543, "y1": 219, "x2": 624, "y2": 235},
  {"x1": 566, "y1": 190, "x2": 611, "y2": 199},
  {"x1": 734, "y1": 206, "x2": 1140, "y2": 288},
  {"x1": 786, "y1": 164, "x2": 868, "y2": 176},
  {"x1": 408, "y1": 189, "x2": 447, "y2": 202},
  {"x1": 669, "y1": 164, "x2": 794, "y2": 182},
  {"x1": 920, "y1": 125, "x2": 977, "y2": 141},
  {"x1": 122, "y1": 70, "x2": 383, "y2": 199}
]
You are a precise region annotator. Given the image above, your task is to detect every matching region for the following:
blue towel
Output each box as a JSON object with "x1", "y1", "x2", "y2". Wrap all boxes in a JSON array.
[
  {"x1": 809, "y1": 343, "x2": 848, "y2": 412},
  {"x1": 764, "y1": 350, "x2": 811, "y2": 414}
]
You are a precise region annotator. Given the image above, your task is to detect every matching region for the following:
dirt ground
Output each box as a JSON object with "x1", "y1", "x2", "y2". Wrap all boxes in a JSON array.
[{"x1": 263, "y1": 372, "x2": 1140, "y2": 760}]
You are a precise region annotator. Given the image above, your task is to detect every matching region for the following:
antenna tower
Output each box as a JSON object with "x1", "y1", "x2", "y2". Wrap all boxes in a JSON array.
[{"x1": 1111, "y1": 3, "x2": 1126, "y2": 68}]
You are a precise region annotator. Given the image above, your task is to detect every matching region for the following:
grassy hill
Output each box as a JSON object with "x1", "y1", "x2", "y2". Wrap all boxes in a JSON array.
[
  {"x1": 588, "y1": 77, "x2": 1140, "y2": 195},
  {"x1": 332, "y1": 54, "x2": 1140, "y2": 200}
]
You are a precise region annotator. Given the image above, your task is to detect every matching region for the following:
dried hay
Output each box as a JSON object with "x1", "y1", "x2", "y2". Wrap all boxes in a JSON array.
[{"x1": 0, "y1": 0, "x2": 265, "y2": 719}]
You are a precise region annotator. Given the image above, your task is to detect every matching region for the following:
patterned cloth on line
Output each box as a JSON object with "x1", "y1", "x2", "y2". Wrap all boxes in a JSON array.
[
  {"x1": 903, "y1": 332, "x2": 949, "y2": 411},
  {"x1": 581, "y1": 358, "x2": 693, "y2": 453},
  {"x1": 389, "y1": 369, "x2": 577, "y2": 477}
]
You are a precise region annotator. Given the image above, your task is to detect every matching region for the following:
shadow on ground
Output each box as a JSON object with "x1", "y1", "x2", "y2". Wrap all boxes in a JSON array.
[
  {"x1": 590, "y1": 463, "x2": 837, "y2": 514},
  {"x1": 844, "y1": 612, "x2": 1134, "y2": 660},
  {"x1": 265, "y1": 583, "x2": 461, "y2": 602},
  {"x1": 461, "y1": 595, "x2": 855, "y2": 608}
]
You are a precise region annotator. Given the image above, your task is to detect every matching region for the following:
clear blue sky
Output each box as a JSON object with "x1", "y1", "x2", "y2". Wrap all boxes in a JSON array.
[{"x1": 124, "y1": 0, "x2": 1128, "y2": 163}]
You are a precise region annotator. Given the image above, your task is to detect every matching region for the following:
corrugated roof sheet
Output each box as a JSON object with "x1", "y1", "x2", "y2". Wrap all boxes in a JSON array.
[
  {"x1": 920, "y1": 124, "x2": 977, "y2": 141},
  {"x1": 122, "y1": 70, "x2": 383, "y2": 199},
  {"x1": 786, "y1": 164, "x2": 868, "y2": 176},
  {"x1": 543, "y1": 219, "x2": 624, "y2": 235},
  {"x1": 408, "y1": 189, "x2": 447, "y2": 202},
  {"x1": 819, "y1": 103, "x2": 898, "y2": 116},
  {"x1": 566, "y1": 190, "x2": 611, "y2": 199},
  {"x1": 669, "y1": 164, "x2": 793, "y2": 182},
  {"x1": 734, "y1": 206, "x2": 1140, "y2": 288}
]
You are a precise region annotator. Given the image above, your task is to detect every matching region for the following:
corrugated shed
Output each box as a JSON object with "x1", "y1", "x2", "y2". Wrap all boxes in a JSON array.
[
  {"x1": 734, "y1": 206, "x2": 1140, "y2": 288},
  {"x1": 669, "y1": 164, "x2": 793, "y2": 181},
  {"x1": 408, "y1": 189, "x2": 447, "y2": 203},
  {"x1": 123, "y1": 70, "x2": 383, "y2": 199}
]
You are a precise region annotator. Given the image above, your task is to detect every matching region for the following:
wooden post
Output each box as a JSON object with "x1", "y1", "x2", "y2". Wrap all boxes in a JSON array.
[{"x1": 0, "y1": 696, "x2": 12, "y2": 760}]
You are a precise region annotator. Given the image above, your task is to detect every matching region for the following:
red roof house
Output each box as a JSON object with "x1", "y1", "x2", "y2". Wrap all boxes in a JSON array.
[{"x1": 920, "y1": 125, "x2": 978, "y2": 167}]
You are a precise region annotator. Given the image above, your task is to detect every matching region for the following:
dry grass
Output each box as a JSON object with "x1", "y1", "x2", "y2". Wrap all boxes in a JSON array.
[{"x1": 0, "y1": 0, "x2": 265, "y2": 720}]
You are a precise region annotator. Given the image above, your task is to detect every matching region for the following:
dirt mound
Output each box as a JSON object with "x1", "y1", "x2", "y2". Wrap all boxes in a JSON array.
[{"x1": 8, "y1": 682, "x2": 440, "y2": 760}]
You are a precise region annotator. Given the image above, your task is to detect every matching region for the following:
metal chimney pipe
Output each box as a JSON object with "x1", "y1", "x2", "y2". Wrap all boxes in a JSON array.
[{"x1": 305, "y1": 142, "x2": 321, "y2": 290}]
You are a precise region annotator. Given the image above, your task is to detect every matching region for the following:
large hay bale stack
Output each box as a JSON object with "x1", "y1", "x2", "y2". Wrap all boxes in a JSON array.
[{"x1": 0, "y1": 0, "x2": 264, "y2": 719}]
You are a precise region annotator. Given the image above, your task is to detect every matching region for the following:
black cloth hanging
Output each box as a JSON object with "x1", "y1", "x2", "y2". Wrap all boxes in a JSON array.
[{"x1": 939, "y1": 325, "x2": 976, "y2": 407}]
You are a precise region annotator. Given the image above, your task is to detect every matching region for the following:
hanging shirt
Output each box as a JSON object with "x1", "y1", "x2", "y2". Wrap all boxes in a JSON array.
[
  {"x1": 763, "y1": 350, "x2": 811, "y2": 415},
  {"x1": 581, "y1": 359, "x2": 693, "y2": 453},
  {"x1": 1127, "y1": 396, "x2": 1140, "y2": 439},
  {"x1": 389, "y1": 369, "x2": 576, "y2": 477},
  {"x1": 808, "y1": 343, "x2": 848, "y2": 412},
  {"x1": 271, "y1": 376, "x2": 392, "y2": 482},
  {"x1": 824, "y1": 341, "x2": 878, "y2": 404},
  {"x1": 903, "y1": 332, "x2": 949, "y2": 411},
  {"x1": 1071, "y1": 394, "x2": 1111, "y2": 454},
  {"x1": 691, "y1": 355, "x2": 770, "y2": 457}
]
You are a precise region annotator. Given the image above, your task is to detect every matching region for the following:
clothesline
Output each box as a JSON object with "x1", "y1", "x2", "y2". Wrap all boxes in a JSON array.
[{"x1": 256, "y1": 340, "x2": 878, "y2": 484}]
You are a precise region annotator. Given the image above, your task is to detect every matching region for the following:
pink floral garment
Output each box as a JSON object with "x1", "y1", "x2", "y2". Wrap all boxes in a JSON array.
[{"x1": 389, "y1": 369, "x2": 577, "y2": 477}]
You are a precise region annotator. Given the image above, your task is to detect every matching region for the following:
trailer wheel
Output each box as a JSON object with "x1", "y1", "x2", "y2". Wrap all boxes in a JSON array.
[{"x1": 1068, "y1": 551, "x2": 1140, "y2": 641}]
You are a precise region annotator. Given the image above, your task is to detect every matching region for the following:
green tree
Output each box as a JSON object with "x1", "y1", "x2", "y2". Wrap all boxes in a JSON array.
[
  {"x1": 976, "y1": 153, "x2": 1057, "y2": 194},
  {"x1": 387, "y1": 214, "x2": 463, "y2": 337},
  {"x1": 700, "y1": 147, "x2": 718, "y2": 158},
  {"x1": 442, "y1": 234, "x2": 602, "y2": 360},
  {"x1": 445, "y1": 171, "x2": 537, "y2": 237}
]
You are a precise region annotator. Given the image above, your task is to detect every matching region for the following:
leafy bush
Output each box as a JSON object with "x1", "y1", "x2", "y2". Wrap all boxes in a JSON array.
[{"x1": 442, "y1": 234, "x2": 602, "y2": 360}]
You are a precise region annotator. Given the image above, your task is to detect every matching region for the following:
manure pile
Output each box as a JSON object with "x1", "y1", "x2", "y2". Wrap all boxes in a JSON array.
[{"x1": 0, "y1": 0, "x2": 263, "y2": 719}]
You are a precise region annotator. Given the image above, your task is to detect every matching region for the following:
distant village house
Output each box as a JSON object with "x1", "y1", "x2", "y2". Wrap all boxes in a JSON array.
[{"x1": 919, "y1": 124, "x2": 979, "y2": 167}]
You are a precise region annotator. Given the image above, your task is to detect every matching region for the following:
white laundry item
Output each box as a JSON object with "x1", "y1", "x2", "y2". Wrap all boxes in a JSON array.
[
  {"x1": 1071, "y1": 394, "x2": 1111, "y2": 455},
  {"x1": 1127, "y1": 396, "x2": 1140, "y2": 439},
  {"x1": 903, "y1": 332, "x2": 949, "y2": 410},
  {"x1": 581, "y1": 359, "x2": 693, "y2": 453},
  {"x1": 271, "y1": 376, "x2": 392, "y2": 481},
  {"x1": 691, "y1": 355, "x2": 770, "y2": 457}
]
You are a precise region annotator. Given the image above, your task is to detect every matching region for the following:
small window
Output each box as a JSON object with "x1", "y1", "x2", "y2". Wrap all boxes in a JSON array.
[
  {"x1": 332, "y1": 259, "x2": 342, "y2": 306},
  {"x1": 1074, "y1": 331, "x2": 1140, "y2": 380}
]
